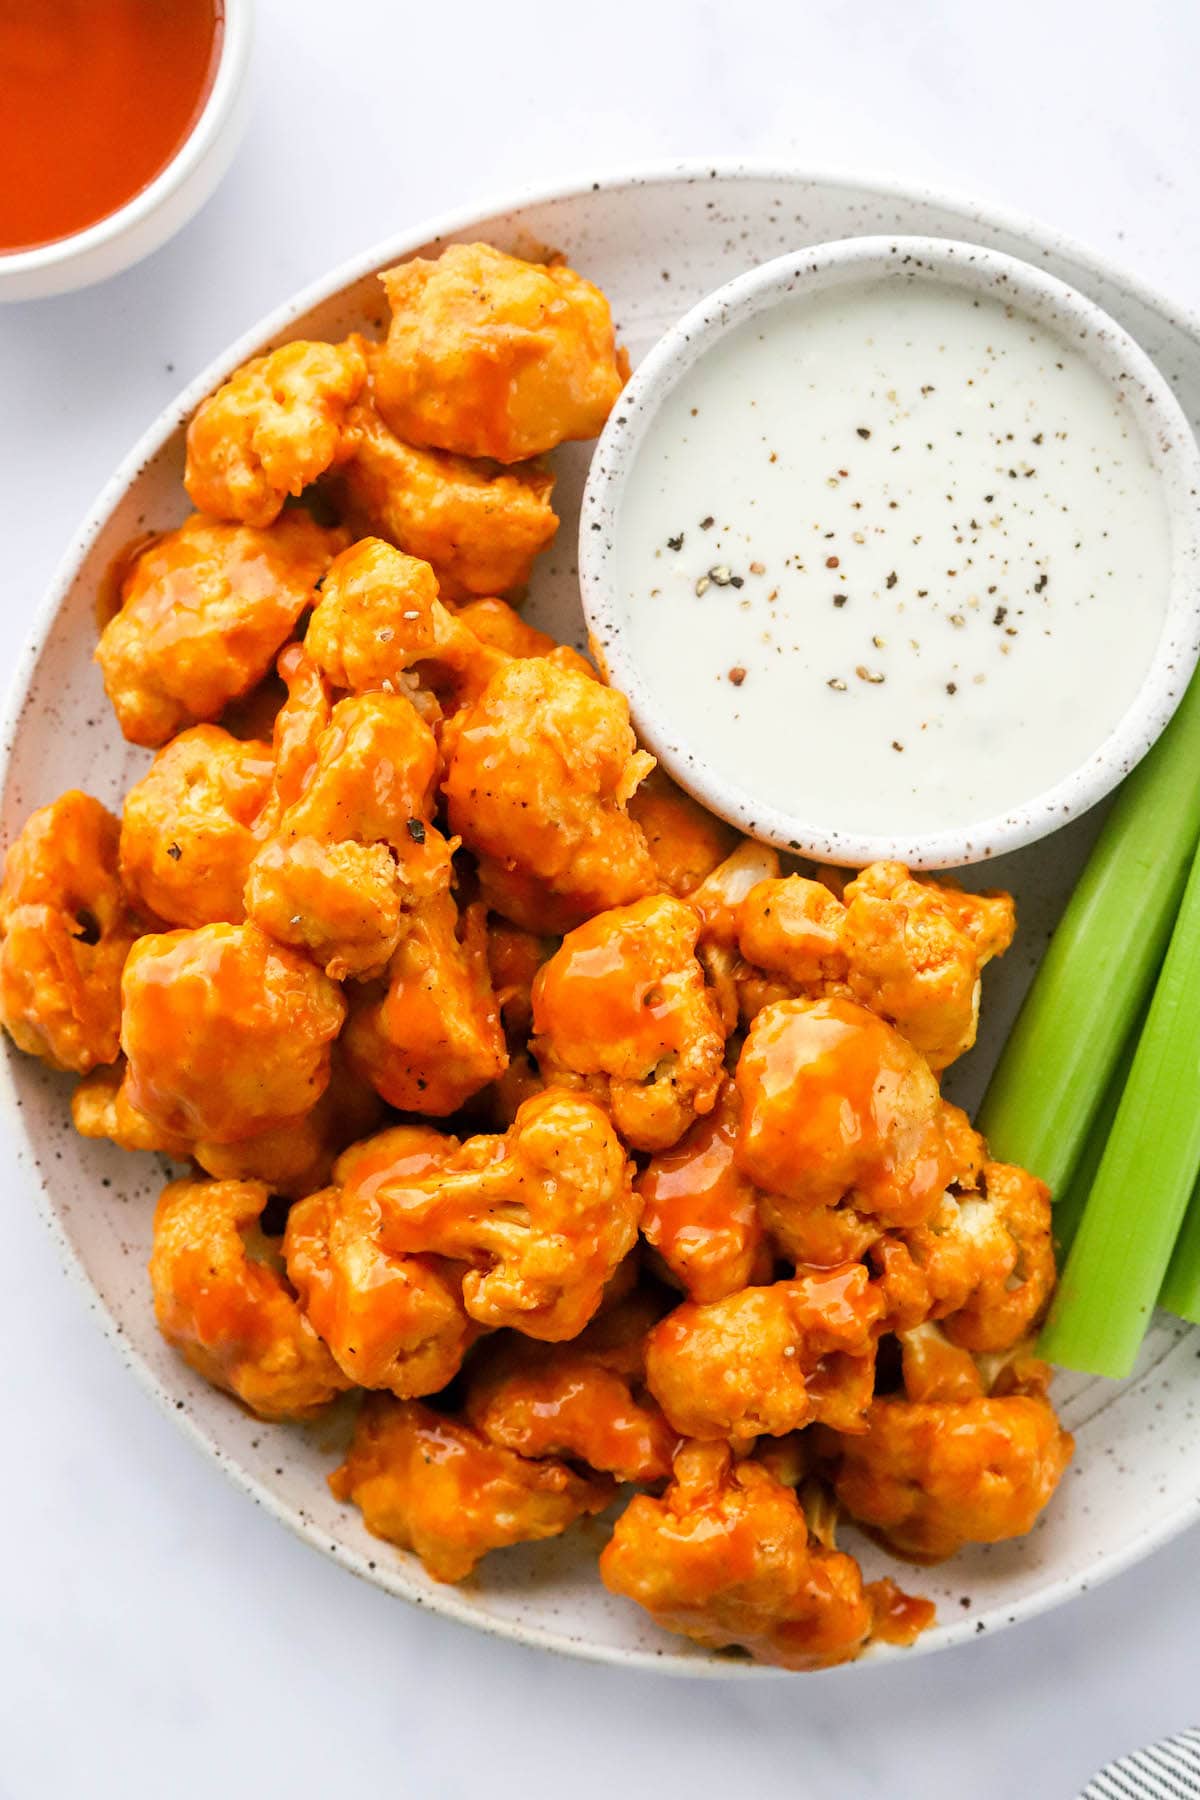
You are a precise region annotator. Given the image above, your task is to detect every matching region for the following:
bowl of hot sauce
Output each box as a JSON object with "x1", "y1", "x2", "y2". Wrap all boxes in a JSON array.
[{"x1": 0, "y1": 0, "x2": 252, "y2": 300}]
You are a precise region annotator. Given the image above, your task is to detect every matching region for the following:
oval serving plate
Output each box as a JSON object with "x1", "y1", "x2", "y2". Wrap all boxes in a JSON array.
[{"x1": 5, "y1": 163, "x2": 1200, "y2": 1676}]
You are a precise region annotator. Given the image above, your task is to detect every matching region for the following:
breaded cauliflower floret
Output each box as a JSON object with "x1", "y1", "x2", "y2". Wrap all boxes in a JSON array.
[
  {"x1": 735, "y1": 997, "x2": 956, "y2": 1236},
  {"x1": 119, "y1": 725, "x2": 273, "y2": 927},
  {"x1": 644, "y1": 1265, "x2": 883, "y2": 1445},
  {"x1": 0, "y1": 791, "x2": 141, "y2": 1073},
  {"x1": 185, "y1": 337, "x2": 367, "y2": 527},
  {"x1": 193, "y1": 1052, "x2": 383, "y2": 1197},
  {"x1": 736, "y1": 863, "x2": 1015, "y2": 1072},
  {"x1": 627, "y1": 767, "x2": 738, "y2": 899},
  {"x1": 600, "y1": 1441, "x2": 877, "y2": 1671},
  {"x1": 343, "y1": 892, "x2": 507, "y2": 1114},
  {"x1": 268, "y1": 641, "x2": 333, "y2": 814},
  {"x1": 465, "y1": 1293, "x2": 678, "y2": 1484},
  {"x1": 245, "y1": 685, "x2": 453, "y2": 980},
  {"x1": 304, "y1": 536, "x2": 504, "y2": 706},
  {"x1": 824, "y1": 1327, "x2": 1073, "y2": 1561},
  {"x1": 149, "y1": 1176, "x2": 350, "y2": 1420},
  {"x1": 352, "y1": 1089, "x2": 639, "y2": 1341},
  {"x1": 454, "y1": 597, "x2": 595, "y2": 682},
  {"x1": 374, "y1": 243, "x2": 624, "y2": 463},
  {"x1": 71, "y1": 1059, "x2": 191, "y2": 1156},
  {"x1": 877, "y1": 1156, "x2": 1056, "y2": 1351},
  {"x1": 284, "y1": 1129, "x2": 476, "y2": 1398},
  {"x1": 687, "y1": 839, "x2": 782, "y2": 947},
  {"x1": 95, "y1": 511, "x2": 345, "y2": 747},
  {"x1": 120, "y1": 922, "x2": 345, "y2": 1144},
  {"x1": 839, "y1": 863, "x2": 1016, "y2": 1071},
  {"x1": 73, "y1": 1050, "x2": 382, "y2": 1198},
  {"x1": 336, "y1": 392, "x2": 558, "y2": 600},
  {"x1": 738, "y1": 874, "x2": 848, "y2": 987},
  {"x1": 531, "y1": 894, "x2": 725, "y2": 1152},
  {"x1": 330, "y1": 1395, "x2": 612, "y2": 1582},
  {"x1": 638, "y1": 1080, "x2": 770, "y2": 1304},
  {"x1": 444, "y1": 657, "x2": 657, "y2": 933}
]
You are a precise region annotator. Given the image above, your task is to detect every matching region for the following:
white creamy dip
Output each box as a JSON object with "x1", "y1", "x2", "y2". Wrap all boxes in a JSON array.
[{"x1": 611, "y1": 276, "x2": 1172, "y2": 842}]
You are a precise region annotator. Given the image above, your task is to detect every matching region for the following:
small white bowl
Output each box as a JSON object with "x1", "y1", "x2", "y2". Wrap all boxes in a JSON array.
[
  {"x1": 580, "y1": 236, "x2": 1200, "y2": 868},
  {"x1": 0, "y1": 0, "x2": 253, "y2": 302}
]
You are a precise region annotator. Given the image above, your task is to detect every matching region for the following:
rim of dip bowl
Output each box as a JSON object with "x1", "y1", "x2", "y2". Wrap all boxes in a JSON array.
[{"x1": 579, "y1": 234, "x2": 1200, "y2": 869}]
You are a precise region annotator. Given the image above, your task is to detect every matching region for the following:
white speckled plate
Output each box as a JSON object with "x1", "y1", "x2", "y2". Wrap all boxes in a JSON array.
[{"x1": 6, "y1": 164, "x2": 1200, "y2": 1676}]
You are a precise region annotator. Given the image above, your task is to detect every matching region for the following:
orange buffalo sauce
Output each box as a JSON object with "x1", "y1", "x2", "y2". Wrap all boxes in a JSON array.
[{"x1": 0, "y1": 0, "x2": 223, "y2": 253}]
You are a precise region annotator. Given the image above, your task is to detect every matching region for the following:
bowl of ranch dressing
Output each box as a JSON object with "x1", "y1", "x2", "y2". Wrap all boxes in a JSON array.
[{"x1": 580, "y1": 236, "x2": 1200, "y2": 867}]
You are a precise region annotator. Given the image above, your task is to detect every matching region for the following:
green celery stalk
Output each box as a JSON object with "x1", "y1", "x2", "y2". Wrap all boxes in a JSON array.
[
  {"x1": 978, "y1": 679, "x2": 1200, "y2": 1199},
  {"x1": 1160, "y1": 1170, "x2": 1200, "y2": 1323},
  {"x1": 1037, "y1": 839, "x2": 1200, "y2": 1377},
  {"x1": 1048, "y1": 1026, "x2": 1139, "y2": 1265}
]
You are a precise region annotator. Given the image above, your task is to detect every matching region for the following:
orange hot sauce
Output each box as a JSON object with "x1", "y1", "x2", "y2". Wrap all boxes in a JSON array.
[{"x1": 0, "y1": 0, "x2": 223, "y2": 254}]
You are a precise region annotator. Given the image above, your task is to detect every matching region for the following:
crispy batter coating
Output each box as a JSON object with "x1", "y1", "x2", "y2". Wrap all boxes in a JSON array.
[
  {"x1": 330, "y1": 1395, "x2": 612, "y2": 1582},
  {"x1": 532, "y1": 895, "x2": 725, "y2": 1152},
  {"x1": 119, "y1": 726, "x2": 273, "y2": 927},
  {"x1": 443, "y1": 658, "x2": 657, "y2": 932},
  {"x1": 193, "y1": 1051, "x2": 384, "y2": 1197},
  {"x1": 739, "y1": 875, "x2": 848, "y2": 987},
  {"x1": 455, "y1": 597, "x2": 595, "y2": 681},
  {"x1": 600, "y1": 1441, "x2": 876, "y2": 1671},
  {"x1": 737, "y1": 864, "x2": 1016, "y2": 1072},
  {"x1": 305, "y1": 536, "x2": 504, "y2": 707},
  {"x1": 735, "y1": 997, "x2": 956, "y2": 1234},
  {"x1": 285, "y1": 1127, "x2": 476, "y2": 1397},
  {"x1": 839, "y1": 863, "x2": 1016, "y2": 1071},
  {"x1": 0, "y1": 791, "x2": 141, "y2": 1072},
  {"x1": 343, "y1": 892, "x2": 507, "y2": 1113},
  {"x1": 687, "y1": 840, "x2": 782, "y2": 947},
  {"x1": 95, "y1": 511, "x2": 345, "y2": 747},
  {"x1": 465, "y1": 1295, "x2": 678, "y2": 1483},
  {"x1": 336, "y1": 391, "x2": 558, "y2": 600},
  {"x1": 269, "y1": 642, "x2": 332, "y2": 813},
  {"x1": 644, "y1": 1266, "x2": 884, "y2": 1445},
  {"x1": 245, "y1": 684, "x2": 452, "y2": 979},
  {"x1": 825, "y1": 1328, "x2": 1073, "y2": 1560},
  {"x1": 185, "y1": 337, "x2": 367, "y2": 527},
  {"x1": 149, "y1": 1176, "x2": 350, "y2": 1420},
  {"x1": 374, "y1": 244, "x2": 624, "y2": 463},
  {"x1": 627, "y1": 768, "x2": 739, "y2": 899},
  {"x1": 72, "y1": 1059, "x2": 191, "y2": 1157},
  {"x1": 352, "y1": 1089, "x2": 639, "y2": 1340},
  {"x1": 638, "y1": 1081, "x2": 770, "y2": 1303},
  {"x1": 120, "y1": 922, "x2": 345, "y2": 1144},
  {"x1": 877, "y1": 1158, "x2": 1056, "y2": 1351}
]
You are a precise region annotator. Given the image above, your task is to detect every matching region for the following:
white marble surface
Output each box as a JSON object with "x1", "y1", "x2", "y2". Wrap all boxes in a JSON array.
[{"x1": 2, "y1": 2, "x2": 1199, "y2": 1795}]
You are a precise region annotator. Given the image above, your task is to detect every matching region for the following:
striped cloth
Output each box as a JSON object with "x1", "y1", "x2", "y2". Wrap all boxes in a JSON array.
[{"x1": 1083, "y1": 1729, "x2": 1200, "y2": 1798}]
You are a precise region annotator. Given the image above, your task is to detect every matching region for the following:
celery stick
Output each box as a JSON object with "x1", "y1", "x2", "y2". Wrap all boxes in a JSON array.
[
  {"x1": 1160, "y1": 1157, "x2": 1200, "y2": 1322},
  {"x1": 1160, "y1": 1188, "x2": 1200, "y2": 1324},
  {"x1": 1049, "y1": 1027, "x2": 1138, "y2": 1264},
  {"x1": 978, "y1": 680, "x2": 1200, "y2": 1199},
  {"x1": 1037, "y1": 840, "x2": 1200, "y2": 1377}
]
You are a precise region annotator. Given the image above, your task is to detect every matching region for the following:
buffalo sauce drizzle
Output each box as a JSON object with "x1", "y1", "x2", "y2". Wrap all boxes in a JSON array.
[{"x1": 0, "y1": 0, "x2": 223, "y2": 253}]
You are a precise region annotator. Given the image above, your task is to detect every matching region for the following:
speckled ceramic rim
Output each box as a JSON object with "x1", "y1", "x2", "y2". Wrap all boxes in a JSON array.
[
  {"x1": 9, "y1": 165, "x2": 1200, "y2": 1678},
  {"x1": 0, "y1": 0, "x2": 254, "y2": 301},
  {"x1": 580, "y1": 234, "x2": 1200, "y2": 869}
]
